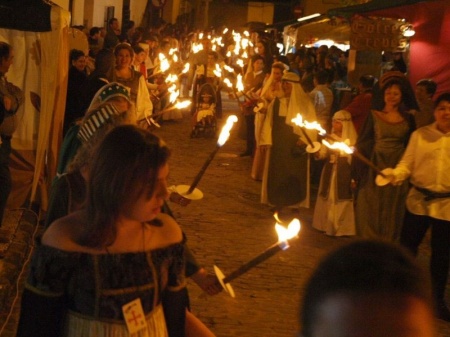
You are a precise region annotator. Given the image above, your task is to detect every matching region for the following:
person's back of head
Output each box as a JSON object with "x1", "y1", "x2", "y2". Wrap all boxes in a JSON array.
[
  {"x1": 314, "y1": 70, "x2": 329, "y2": 85},
  {"x1": 359, "y1": 74, "x2": 375, "y2": 90},
  {"x1": 416, "y1": 78, "x2": 437, "y2": 98},
  {"x1": 300, "y1": 240, "x2": 435, "y2": 337},
  {"x1": 89, "y1": 27, "x2": 100, "y2": 38}
]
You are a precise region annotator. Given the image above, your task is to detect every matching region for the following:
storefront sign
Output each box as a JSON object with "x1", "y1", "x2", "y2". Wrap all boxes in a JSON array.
[{"x1": 350, "y1": 17, "x2": 408, "y2": 52}]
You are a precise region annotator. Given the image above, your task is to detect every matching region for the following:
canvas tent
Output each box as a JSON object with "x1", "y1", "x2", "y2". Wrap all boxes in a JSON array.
[{"x1": 0, "y1": 1, "x2": 70, "y2": 213}]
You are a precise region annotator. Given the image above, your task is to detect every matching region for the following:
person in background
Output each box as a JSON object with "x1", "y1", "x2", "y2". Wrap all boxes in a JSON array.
[
  {"x1": 342, "y1": 74, "x2": 375, "y2": 134},
  {"x1": 0, "y1": 41, "x2": 23, "y2": 228},
  {"x1": 64, "y1": 49, "x2": 88, "y2": 136},
  {"x1": 240, "y1": 54, "x2": 266, "y2": 157},
  {"x1": 413, "y1": 78, "x2": 437, "y2": 128},
  {"x1": 17, "y1": 125, "x2": 217, "y2": 337},
  {"x1": 353, "y1": 78, "x2": 416, "y2": 242},
  {"x1": 103, "y1": 17, "x2": 121, "y2": 50},
  {"x1": 312, "y1": 110, "x2": 358, "y2": 237},
  {"x1": 87, "y1": 27, "x2": 101, "y2": 58},
  {"x1": 121, "y1": 20, "x2": 135, "y2": 44},
  {"x1": 300, "y1": 240, "x2": 435, "y2": 337},
  {"x1": 132, "y1": 44, "x2": 148, "y2": 79},
  {"x1": 259, "y1": 71, "x2": 316, "y2": 214},
  {"x1": 379, "y1": 92, "x2": 450, "y2": 322},
  {"x1": 251, "y1": 62, "x2": 285, "y2": 181},
  {"x1": 112, "y1": 43, "x2": 153, "y2": 127},
  {"x1": 309, "y1": 69, "x2": 333, "y2": 133}
]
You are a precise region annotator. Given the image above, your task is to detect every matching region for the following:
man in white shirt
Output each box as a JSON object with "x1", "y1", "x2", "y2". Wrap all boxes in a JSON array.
[
  {"x1": 381, "y1": 92, "x2": 450, "y2": 322},
  {"x1": 309, "y1": 69, "x2": 333, "y2": 132}
]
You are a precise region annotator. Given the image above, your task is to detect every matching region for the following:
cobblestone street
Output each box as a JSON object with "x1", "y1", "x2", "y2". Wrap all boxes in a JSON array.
[{"x1": 0, "y1": 96, "x2": 449, "y2": 336}]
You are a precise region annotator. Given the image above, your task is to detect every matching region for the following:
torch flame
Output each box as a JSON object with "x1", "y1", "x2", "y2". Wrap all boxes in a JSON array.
[
  {"x1": 223, "y1": 78, "x2": 233, "y2": 88},
  {"x1": 166, "y1": 74, "x2": 178, "y2": 84},
  {"x1": 217, "y1": 115, "x2": 238, "y2": 146},
  {"x1": 174, "y1": 100, "x2": 191, "y2": 109},
  {"x1": 291, "y1": 113, "x2": 327, "y2": 135},
  {"x1": 322, "y1": 139, "x2": 353, "y2": 154},
  {"x1": 159, "y1": 53, "x2": 170, "y2": 73},
  {"x1": 224, "y1": 65, "x2": 235, "y2": 73},
  {"x1": 213, "y1": 64, "x2": 222, "y2": 78},
  {"x1": 236, "y1": 74, "x2": 244, "y2": 92},
  {"x1": 168, "y1": 84, "x2": 179, "y2": 104},
  {"x1": 275, "y1": 218, "x2": 301, "y2": 243},
  {"x1": 181, "y1": 63, "x2": 190, "y2": 74}
]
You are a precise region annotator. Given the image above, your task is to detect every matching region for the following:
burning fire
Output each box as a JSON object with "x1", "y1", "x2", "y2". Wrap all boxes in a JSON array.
[
  {"x1": 322, "y1": 139, "x2": 353, "y2": 154},
  {"x1": 236, "y1": 74, "x2": 244, "y2": 92},
  {"x1": 291, "y1": 113, "x2": 327, "y2": 136},
  {"x1": 275, "y1": 219, "x2": 301, "y2": 244},
  {"x1": 217, "y1": 115, "x2": 238, "y2": 146}
]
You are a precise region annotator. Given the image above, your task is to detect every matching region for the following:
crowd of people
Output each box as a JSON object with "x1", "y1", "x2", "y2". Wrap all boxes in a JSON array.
[{"x1": 0, "y1": 15, "x2": 449, "y2": 336}]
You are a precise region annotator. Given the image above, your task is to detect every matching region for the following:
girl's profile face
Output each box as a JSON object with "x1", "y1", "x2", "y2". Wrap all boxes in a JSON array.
[{"x1": 123, "y1": 163, "x2": 169, "y2": 223}]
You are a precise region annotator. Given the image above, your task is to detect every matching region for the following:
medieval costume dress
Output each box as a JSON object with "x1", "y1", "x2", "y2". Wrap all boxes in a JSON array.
[
  {"x1": 114, "y1": 68, "x2": 153, "y2": 123},
  {"x1": 260, "y1": 72, "x2": 317, "y2": 209},
  {"x1": 312, "y1": 110, "x2": 358, "y2": 236},
  {"x1": 17, "y1": 238, "x2": 187, "y2": 337},
  {"x1": 353, "y1": 110, "x2": 415, "y2": 241}
]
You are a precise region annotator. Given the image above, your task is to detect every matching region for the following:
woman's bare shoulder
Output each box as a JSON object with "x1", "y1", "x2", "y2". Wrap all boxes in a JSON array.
[
  {"x1": 42, "y1": 211, "x2": 86, "y2": 251},
  {"x1": 150, "y1": 213, "x2": 183, "y2": 246}
]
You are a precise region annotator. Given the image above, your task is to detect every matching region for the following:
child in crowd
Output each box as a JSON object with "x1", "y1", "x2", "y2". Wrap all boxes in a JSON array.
[{"x1": 312, "y1": 110, "x2": 358, "y2": 236}]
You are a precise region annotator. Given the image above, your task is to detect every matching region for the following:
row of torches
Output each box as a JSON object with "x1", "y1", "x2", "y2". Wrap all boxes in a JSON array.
[{"x1": 151, "y1": 29, "x2": 386, "y2": 297}]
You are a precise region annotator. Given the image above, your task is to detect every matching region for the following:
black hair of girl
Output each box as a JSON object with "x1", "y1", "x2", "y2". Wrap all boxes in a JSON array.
[
  {"x1": 435, "y1": 92, "x2": 450, "y2": 107},
  {"x1": 0, "y1": 41, "x2": 11, "y2": 61},
  {"x1": 70, "y1": 49, "x2": 85, "y2": 62},
  {"x1": 78, "y1": 125, "x2": 170, "y2": 248}
]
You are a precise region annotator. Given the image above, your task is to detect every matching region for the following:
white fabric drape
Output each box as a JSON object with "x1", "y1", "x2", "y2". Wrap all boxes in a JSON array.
[{"x1": 0, "y1": 5, "x2": 70, "y2": 211}]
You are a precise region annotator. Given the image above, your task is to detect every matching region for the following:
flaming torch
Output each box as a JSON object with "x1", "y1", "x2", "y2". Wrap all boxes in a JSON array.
[
  {"x1": 291, "y1": 113, "x2": 386, "y2": 178},
  {"x1": 321, "y1": 138, "x2": 387, "y2": 180},
  {"x1": 214, "y1": 217, "x2": 301, "y2": 298},
  {"x1": 290, "y1": 113, "x2": 321, "y2": 153},
  {"x1": 175, "y1": 115, "x2": 238, "y2": 199}
]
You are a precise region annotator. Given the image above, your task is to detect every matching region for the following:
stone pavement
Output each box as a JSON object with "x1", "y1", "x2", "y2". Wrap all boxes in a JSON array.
[{"x1": 0, "y1": 95, "x2": 449, "y2": 336}]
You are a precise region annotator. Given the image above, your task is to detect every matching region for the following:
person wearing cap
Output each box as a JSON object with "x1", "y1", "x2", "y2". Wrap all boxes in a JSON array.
[
  {"x1": 312, "y1": 110, "x2": 358, "y2": 236},
  {"x1": 259, "y1": 71, "x2": 317, "y2": 213},
  {"x1": 55, "y1": 82, "x2": 133, "y2": 182},
  {"x1": 377, "y1": 92, "x2": 450, "y2": 322},
  {"x1": 46, "y1": 97, "x2": 135, "y2": 228}
]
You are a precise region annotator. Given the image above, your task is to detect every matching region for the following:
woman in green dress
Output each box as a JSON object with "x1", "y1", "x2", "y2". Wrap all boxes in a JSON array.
[{"x1": 353, "y1": 78, "x2": 416, "y2": 241}]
